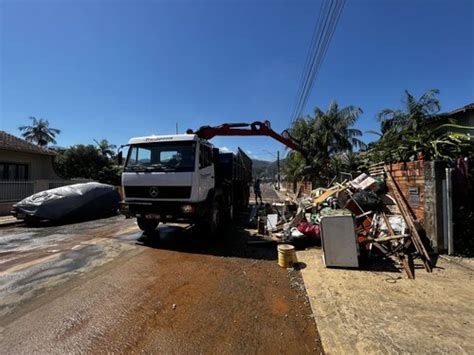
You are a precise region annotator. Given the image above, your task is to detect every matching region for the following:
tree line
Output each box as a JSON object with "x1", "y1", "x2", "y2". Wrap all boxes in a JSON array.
[
  {"x1": 283, "y1": 89, "x2": 473, "y2": 185},
  {"x1": 17, "y1": 89, "x2": 473, "y2": 186},
  {"x1": 18, "y1": 117, "x2": 120, "y2": 185}
]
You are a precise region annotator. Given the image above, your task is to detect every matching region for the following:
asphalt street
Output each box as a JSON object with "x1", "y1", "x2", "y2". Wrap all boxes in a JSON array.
[{"x1": 0, "y1": 185, "x2": 322, "y2": 353}]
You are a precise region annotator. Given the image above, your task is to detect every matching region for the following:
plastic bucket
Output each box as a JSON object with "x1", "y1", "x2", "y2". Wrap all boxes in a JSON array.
[{"x1": 277, "y1": 244, "x2": 296, "y2": 268}]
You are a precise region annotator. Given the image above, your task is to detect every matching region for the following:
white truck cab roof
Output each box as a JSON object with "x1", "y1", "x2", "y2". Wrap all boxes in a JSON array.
[{"x1": 128, "y1": 134, "x2": 200, "y2": 145}]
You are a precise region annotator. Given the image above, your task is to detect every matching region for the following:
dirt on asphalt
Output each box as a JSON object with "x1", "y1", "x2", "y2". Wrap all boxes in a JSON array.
[{"x1": 0, "y1": 207, "x2": 322, "y2": 353}]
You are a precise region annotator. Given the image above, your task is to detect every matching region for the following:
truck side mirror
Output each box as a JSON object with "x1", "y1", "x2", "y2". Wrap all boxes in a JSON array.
[{"x1": 117, "y1": 151, "x2": 123, "y2": 166}]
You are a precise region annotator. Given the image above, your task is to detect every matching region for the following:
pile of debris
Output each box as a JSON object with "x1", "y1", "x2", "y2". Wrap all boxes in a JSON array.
[{"x1": 254, "y1": 169, "x2": 433, "y2": 279}]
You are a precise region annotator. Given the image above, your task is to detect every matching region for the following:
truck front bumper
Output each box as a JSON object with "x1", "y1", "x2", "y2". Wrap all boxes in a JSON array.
[{"x1": 120, "y1": 201, "x2": 207, "y2": 223}]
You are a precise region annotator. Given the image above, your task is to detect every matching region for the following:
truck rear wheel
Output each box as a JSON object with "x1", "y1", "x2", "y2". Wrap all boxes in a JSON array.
[
  {"x1": 196, "y1": 202, "x2": 220, "y2": 239},
  {"x1": 208, "y1": 202, "x2": 220, "y2": 238},
  {"x1": 223, "y1": 203, "x2": 233, "y2": 223},
  {"x1": 228, "y1": 204, "x2": 234, "y2": 222},
  {"x1": 137, "y1": 217, "x2": 159, "y2": 233}
]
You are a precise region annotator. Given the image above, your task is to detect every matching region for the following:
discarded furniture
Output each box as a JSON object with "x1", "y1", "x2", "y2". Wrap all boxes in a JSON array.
[{"x1": 320, "y1": 211, "x2": 359, "y2": 268}]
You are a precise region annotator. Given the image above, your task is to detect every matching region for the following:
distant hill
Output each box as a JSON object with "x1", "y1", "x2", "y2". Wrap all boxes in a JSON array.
[
  {"x1": 252, "y1": 158, "x2": 285, "y2": 179},
  {"x1": 252, "y1": 159, "x2": 272, "y2": 178}
]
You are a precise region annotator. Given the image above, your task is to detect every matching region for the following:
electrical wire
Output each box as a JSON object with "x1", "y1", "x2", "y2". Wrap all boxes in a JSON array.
[
  {"x1": 298, "y1": 0, "x2": 344, "y2": 119},
  {"x1": 302, "y1": 0, "x2": 344, "y2": 120},
  {"x1": 290, "y1": 0, "x2": 346, "y2": 125},
  {"x1": 290, "y1": 0, "x2": 327, "y2": 123},
  {"x1": 295, "y1": 0, "x2": 336, "y2": 121}
]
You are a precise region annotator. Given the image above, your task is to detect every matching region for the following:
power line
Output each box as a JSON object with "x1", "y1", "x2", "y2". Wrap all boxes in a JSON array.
[
  {"x1": 302, "y1": 0, "x2": 345, "y2": 121},
  {"x1": 290, "y1": 0, "x2": 346, "y2": 125},
  {"x1": 294, "y1": 0, "x2": 335, "y2": 121},
  {"x1": 290, "y1": 0, "x2": 327, "y2": 124},
  {"x1": 298, "y1": 0, "x2": 344, "y2": 120},
  {"x1": 292, "y1": 0, "x2": 343, "y2": 123}
]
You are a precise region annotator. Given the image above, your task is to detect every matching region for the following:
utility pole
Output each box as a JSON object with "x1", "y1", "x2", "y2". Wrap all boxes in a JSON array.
[
  {"x1": 277, "y1": 150, "x2": 280, "y2": 190},
  {"x1": 176, "y1": 122, "x2": 179, "y2": 134},
  {"x1": 262, "y1": 148, "x2": 281, "y2": 190}
]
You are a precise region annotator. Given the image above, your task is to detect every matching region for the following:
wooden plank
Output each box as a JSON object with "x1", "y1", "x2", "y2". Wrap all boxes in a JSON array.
[
  {"x1": 364, "y1": 234, "x2": 409, "y2": 243},
  {"x1": 385, "y1": 169, "x2": 432, "y2": 272},
  {"x1": 380, "y1": 212, "x2": 414, "y2": 278},
  {"x1": 381, "y1": 212, "x2": 396, "y2": 237},
  {"x1": 399, "y1": 253, "x2": 415, "y2": 279},
  {"x1": 356, "y1": 211, "x2": 374, "y2": 219},
  {"x1": 370, "y1": 242, "x2": 389, "y2": 255},
  {"x1": 313, "y1": 185, "x2": 347, "y2": 205}
]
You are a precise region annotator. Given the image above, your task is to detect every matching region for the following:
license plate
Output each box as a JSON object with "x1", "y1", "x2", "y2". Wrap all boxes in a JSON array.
[
  {"x1": 145, "y1": 214, "x2": 160, "y2": 219},
  {"x1": 16, "y1": 213, "x2": 26, "y2": 219}
]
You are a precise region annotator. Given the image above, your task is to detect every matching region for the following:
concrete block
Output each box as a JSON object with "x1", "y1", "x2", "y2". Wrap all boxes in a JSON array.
[{"x1": 424, "y1": 160, "x2": 447, "y2": 252}]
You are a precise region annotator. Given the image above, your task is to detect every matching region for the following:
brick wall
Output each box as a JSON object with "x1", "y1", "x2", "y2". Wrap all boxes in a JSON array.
[
  {"x1": 386, "y1": 161, "x2": 425, "y2": 223},
  {"x1": 281, "y1": 180, "x2": 312, "y2": 195},
  {"x1": 297, "y1": 181, "x2": 313, "y2": 195},
  {"x1": 281, "y1": 181, "x2": 294, "y2": 193}
]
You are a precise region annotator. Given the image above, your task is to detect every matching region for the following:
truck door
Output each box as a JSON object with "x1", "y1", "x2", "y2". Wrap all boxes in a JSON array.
[{"x1": 198, "y1": 143, "x2": 215, "y2": 201}]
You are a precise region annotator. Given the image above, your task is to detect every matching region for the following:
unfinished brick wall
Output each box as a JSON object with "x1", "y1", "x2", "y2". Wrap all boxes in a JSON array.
[
  {"x1": 282, "y1": 181, "x2": 312, "y2": 195},
  {"x1": 386, "y1": 161, "x2": 425, "y2": 224},
  {"x1": 282, "y1": 181, "x2": 294, "y2": 193},
  {"x1": 297, "y1": 181, "x2": 313, "y2": 195}
]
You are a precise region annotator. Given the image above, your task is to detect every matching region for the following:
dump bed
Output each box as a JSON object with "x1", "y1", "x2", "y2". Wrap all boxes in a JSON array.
[
  {"x1": 216, "y1": 148, "x2": 252, "y2": 183},
  {"x1": 215, "y1": 148, "x2": 252, "y2": 208}
]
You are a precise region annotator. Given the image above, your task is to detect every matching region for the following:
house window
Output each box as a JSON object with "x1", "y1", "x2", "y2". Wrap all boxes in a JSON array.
[{"x1": 0, "y1": 163, "x2": 29, "y2": 181}]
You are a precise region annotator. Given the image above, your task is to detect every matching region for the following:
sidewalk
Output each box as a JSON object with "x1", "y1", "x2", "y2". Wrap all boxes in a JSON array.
[
  {"x1": 0, "y1": 215, "x2": 20, "y2": 227},
  {"x1": 272, "y1": 185, "x2": 474, "y2": 353},
  {"x1": 272, "y1": 186, "x2": 292, "y2": 202},
  {"x1": 298, "y1": 247, "x2": 474, "y2": 354}
]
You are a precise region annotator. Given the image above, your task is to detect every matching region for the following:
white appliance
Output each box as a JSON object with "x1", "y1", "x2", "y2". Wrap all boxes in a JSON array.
[{"x1": 320, "y1": 212, "x2": 359, "y2": 268}]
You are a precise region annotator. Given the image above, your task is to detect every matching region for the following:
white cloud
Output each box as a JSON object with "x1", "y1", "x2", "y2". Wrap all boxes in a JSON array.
[
  {"x1": 242, "y1": 149, "x2": 255, "y2": 159},
  {"x1": 218, "y1": 147, "x2": 256, "y2": 159},
  {"x1": 219, "y1": 146, "x2": 232, "y2": 153}
]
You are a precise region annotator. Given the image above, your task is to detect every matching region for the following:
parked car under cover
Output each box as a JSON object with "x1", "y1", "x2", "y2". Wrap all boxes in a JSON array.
[{"x1": 12, "y1": 182, "x2": 120, "y2": 224}]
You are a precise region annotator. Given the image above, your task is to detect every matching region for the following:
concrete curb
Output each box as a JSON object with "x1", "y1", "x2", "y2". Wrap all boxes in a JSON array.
[
  {"x1": 272, "y1": 186, "x2": 294, "y2": 202},
  {"x1": 0, "y1": 217, "x2": 21, "y2": 227}
]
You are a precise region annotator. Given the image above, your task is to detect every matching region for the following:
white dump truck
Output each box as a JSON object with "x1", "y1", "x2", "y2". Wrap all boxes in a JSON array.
[{"x1": 118, "y1": 133, "x2": 252, "y2": 235}]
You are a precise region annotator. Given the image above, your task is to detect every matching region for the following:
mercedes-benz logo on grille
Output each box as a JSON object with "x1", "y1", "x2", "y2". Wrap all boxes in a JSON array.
[{"x1": 149, "y1": 186, "x2": 159, "y2": 198}]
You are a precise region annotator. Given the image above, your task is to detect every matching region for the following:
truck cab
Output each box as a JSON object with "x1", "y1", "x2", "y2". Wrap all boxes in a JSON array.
[{"x1": 120, "y1": 133, "x2": 251, "y2": 235}]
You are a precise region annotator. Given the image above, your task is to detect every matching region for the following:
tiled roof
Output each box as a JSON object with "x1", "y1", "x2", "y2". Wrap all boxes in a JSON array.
[
  {"x1": 0, "y1": 131, "x2": 56, "y2": 156},
  {"x1": 439, "y1": 103, "x2": 474, "y2": 117},
  {"x1": 448, "y1": 103, "x2": 474, "y2": 115}
]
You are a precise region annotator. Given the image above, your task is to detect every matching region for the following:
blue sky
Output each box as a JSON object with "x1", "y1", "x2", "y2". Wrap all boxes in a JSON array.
[{"x1": 1, "y1": 0, "x2": 473, "y2": 161}]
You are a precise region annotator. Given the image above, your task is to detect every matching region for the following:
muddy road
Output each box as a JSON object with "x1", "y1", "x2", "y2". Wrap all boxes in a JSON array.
[{"x1": 0, "y1": 197, "x2": 322, "y2": 353}]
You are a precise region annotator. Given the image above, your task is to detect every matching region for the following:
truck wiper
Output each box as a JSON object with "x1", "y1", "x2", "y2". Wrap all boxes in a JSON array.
[
  {"x1": 128, "y1": 165, "x2": 147, "y2": 172},
  {"x1": 148, "y1": 164, "x2": 174, "y2": 171}
]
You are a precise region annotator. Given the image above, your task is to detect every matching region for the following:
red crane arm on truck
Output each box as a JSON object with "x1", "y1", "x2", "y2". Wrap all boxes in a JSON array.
[{"x1": 190, "y1": 121, "x2": 306, "y2": 155}]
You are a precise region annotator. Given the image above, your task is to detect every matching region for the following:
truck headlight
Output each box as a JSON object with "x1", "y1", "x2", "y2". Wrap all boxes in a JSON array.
[{"x1": 181, "y1": 205, "x2": 195, "y2": 214}]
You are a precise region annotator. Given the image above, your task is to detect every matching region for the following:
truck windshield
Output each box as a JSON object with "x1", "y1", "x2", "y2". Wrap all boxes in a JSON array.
[{"x1": 125, "y1": 142, "x2": 196, "y2": 172}]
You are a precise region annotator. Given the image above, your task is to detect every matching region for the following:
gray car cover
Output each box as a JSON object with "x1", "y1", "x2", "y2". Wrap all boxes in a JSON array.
[{"x1": 13, "y1": 182, "x2": 120, "y2": 221}]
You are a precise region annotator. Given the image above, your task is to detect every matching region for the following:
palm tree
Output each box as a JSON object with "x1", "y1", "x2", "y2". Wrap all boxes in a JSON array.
[
  {"x1": 18, "y1": 117, "x2": 61, "y2": 146},
  {"x1": 282, "y1": 151, "x2": 306, "y2": 181},
  {"x1": 378, "y1": 89, "x2": 441, "y2": 137},
  {"x1": 313, "y1": 101, "x2": 366, "y2": 155},
  {"x1": 285, "y1": 100, "x2": 365, "y2": 182},
  {"x1": 370, "y1": 89, "x2": 443, "y2": 162},
  {"x1": 94, "y1": 139, "x2": 116, "y2": 158}
]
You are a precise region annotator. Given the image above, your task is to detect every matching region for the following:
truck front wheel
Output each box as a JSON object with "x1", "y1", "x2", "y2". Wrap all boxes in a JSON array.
[{"x1": 137, "y1": 217, "x2": 159, "y2": 233}]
